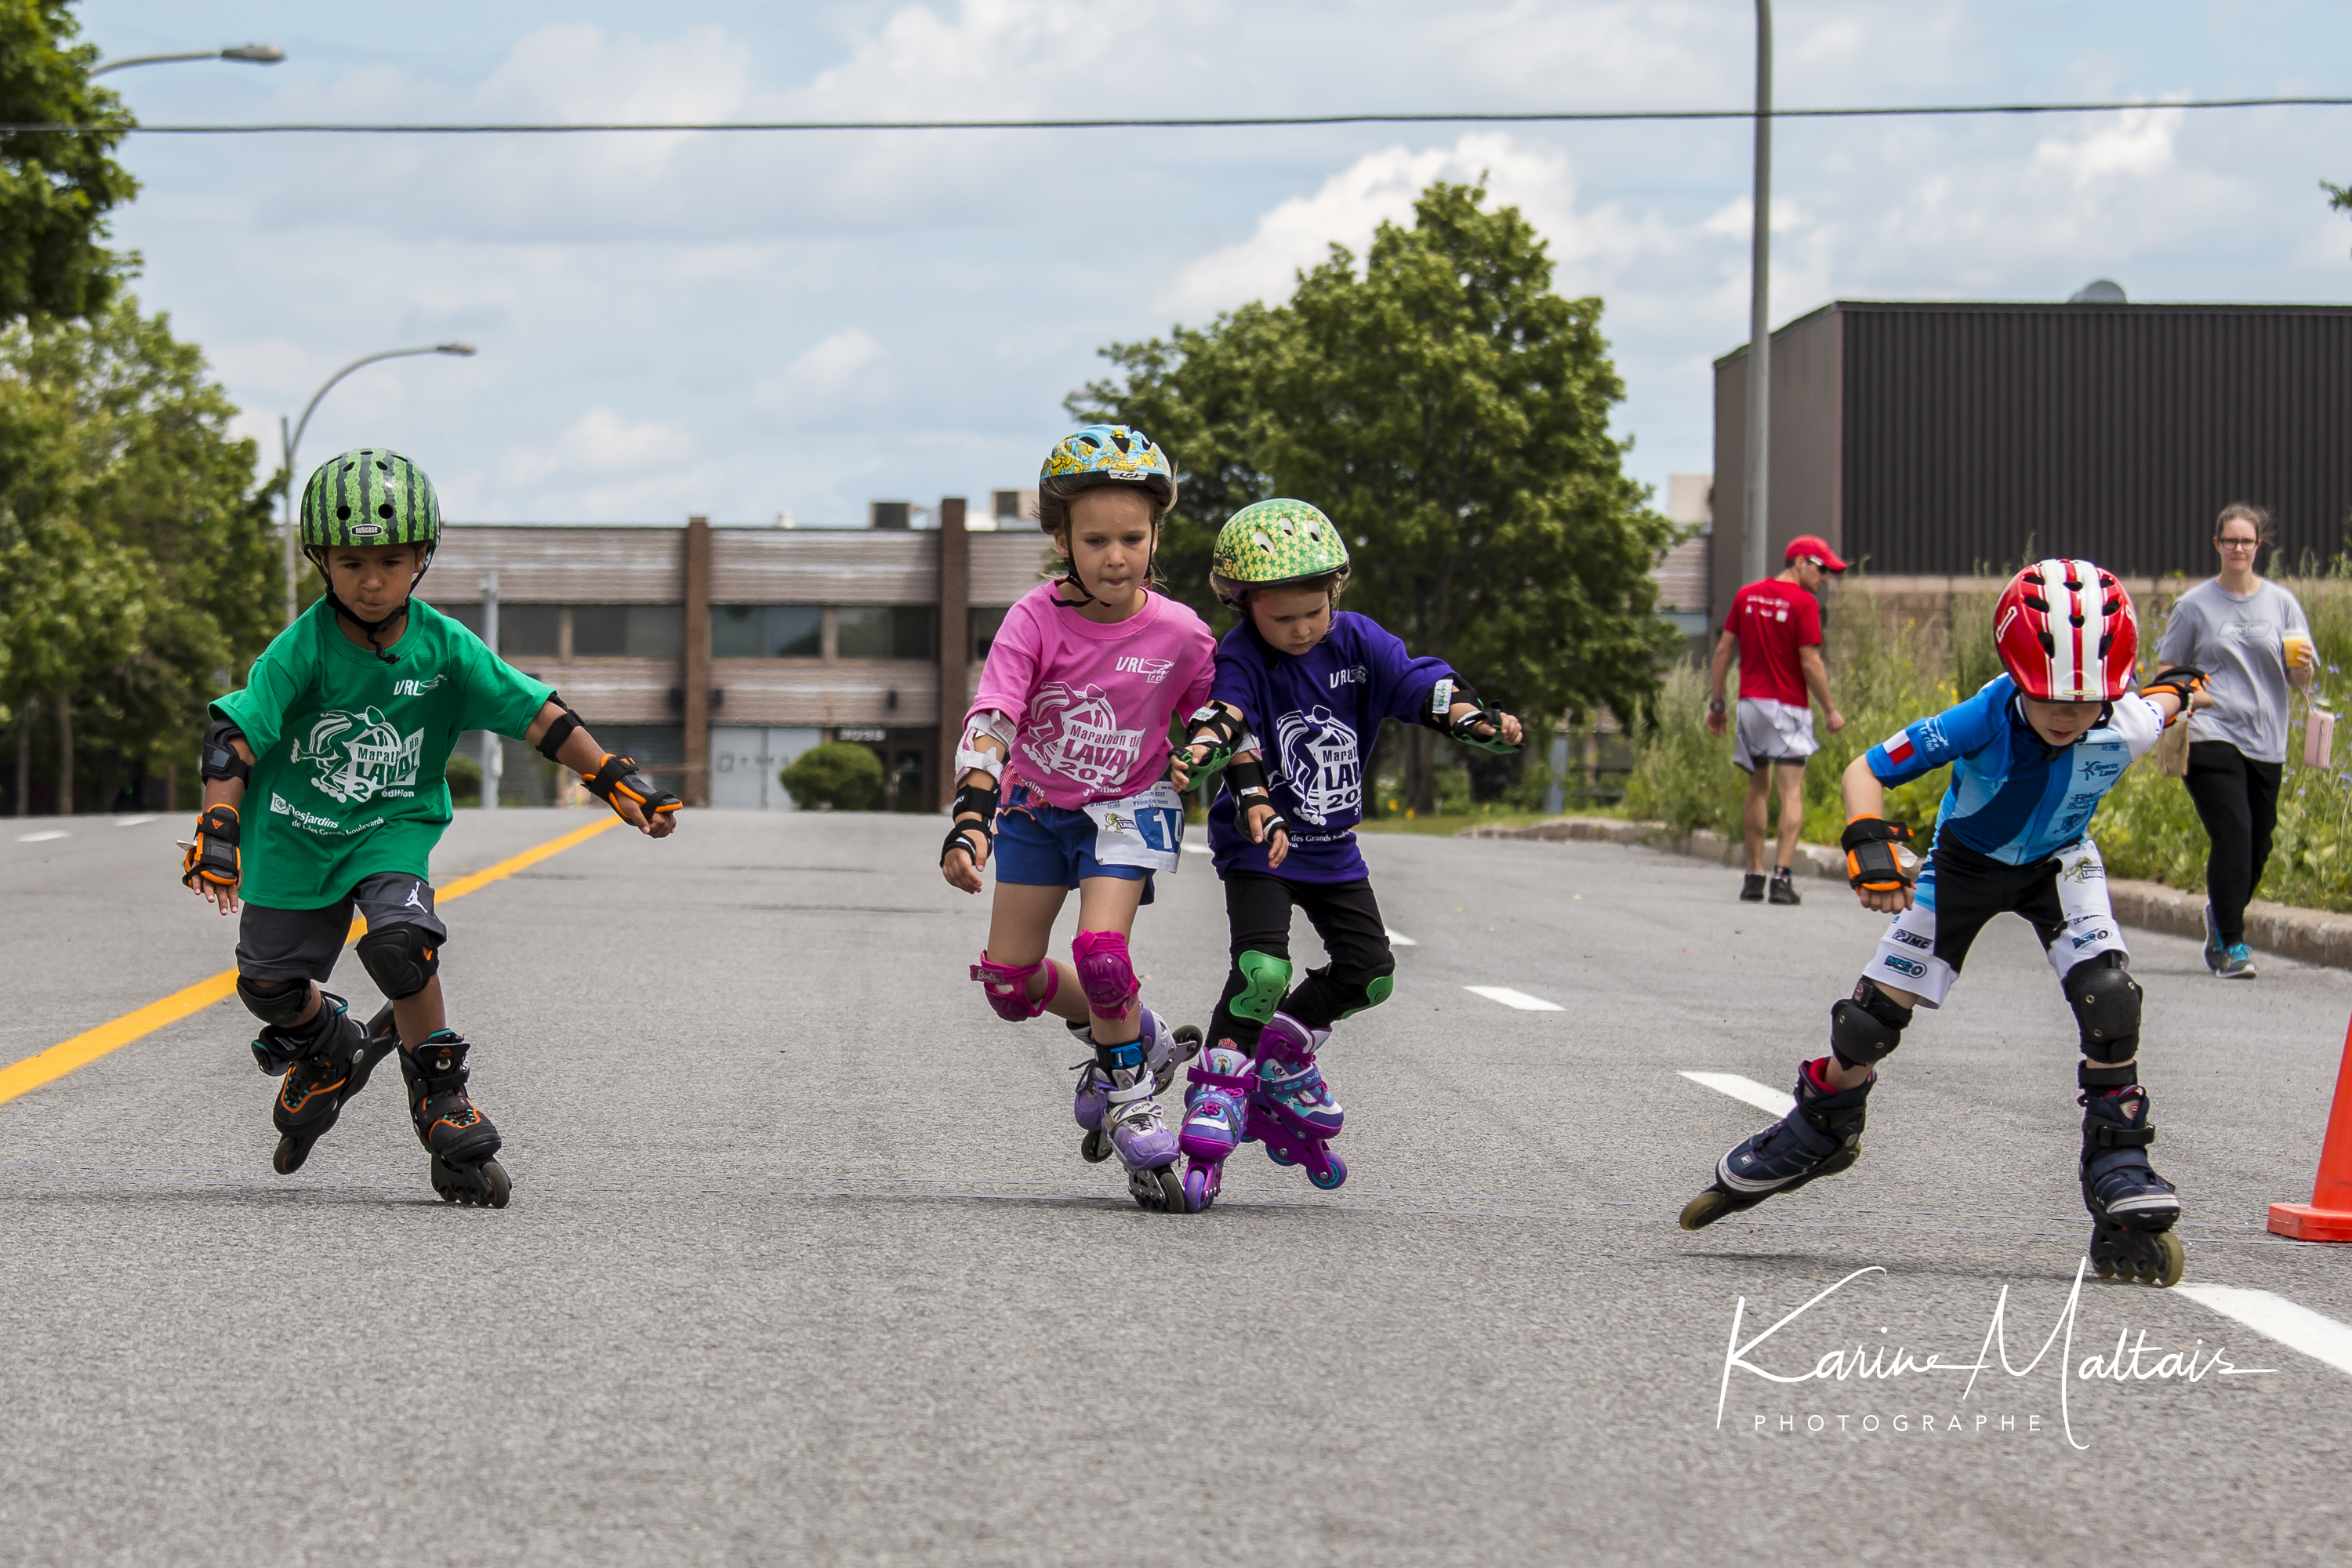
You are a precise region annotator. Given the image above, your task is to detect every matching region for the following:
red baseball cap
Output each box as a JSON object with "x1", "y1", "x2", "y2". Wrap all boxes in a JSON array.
[{"x1": 1784, "y1": 535, "x2": 1848, "y2": 573}]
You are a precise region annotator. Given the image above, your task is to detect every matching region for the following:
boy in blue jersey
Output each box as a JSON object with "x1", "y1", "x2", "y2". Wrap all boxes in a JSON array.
[
  {"x1": 1171, "y1": 500, "x2": 1521, "y2": 1208},
  {"x1": 1680, "y1": 559, "x2": 2209, "y2": 1288}
]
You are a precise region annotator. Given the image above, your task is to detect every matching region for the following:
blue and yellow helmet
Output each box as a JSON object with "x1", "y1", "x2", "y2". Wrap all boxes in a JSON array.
[{"x1": 1041, "y1": 424, "x2": 1174, "y2": 502}]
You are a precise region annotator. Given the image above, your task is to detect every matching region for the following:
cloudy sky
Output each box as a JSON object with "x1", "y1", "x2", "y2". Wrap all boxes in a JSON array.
[{"x1": 78, "y1": 1, "x2": 2352, "y2": 525}]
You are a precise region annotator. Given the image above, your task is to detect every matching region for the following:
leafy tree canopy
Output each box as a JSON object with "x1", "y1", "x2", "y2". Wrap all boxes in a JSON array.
[
  {"x1": 0, "y1": 0, "x2": 138, "y2": 325},
  {"x1": 1072, "y1": 180, "x2": 1676, "y2": 753},
  {"x1": 1, "y1": 297, "x2": 277, "y2": 797}
]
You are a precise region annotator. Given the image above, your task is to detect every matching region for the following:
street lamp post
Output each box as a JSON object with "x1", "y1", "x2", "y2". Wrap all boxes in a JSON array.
[
  {"x1": 92, "y1": 45, "x2": 284, "y2": 76},
  {"x1": 280, "y1": 344, "x2": 477, "y2": 627},
  {"x1": 1742, "y1": 0, "x2": 1774, "y2": 589}
]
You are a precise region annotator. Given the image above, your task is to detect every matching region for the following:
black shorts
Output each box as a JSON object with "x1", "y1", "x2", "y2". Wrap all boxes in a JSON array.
[
  {"x1": 235, "y1": 873, "x2": 448, "y2": 985},
  {"x1": 1861, "y1": 839, "x2": 2126, "y2": 1007}
]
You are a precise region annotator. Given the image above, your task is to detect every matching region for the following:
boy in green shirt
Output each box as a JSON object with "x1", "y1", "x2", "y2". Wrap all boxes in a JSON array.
[{"x1": 181, "y1": 448, "x2": 680, "y2": 1207}]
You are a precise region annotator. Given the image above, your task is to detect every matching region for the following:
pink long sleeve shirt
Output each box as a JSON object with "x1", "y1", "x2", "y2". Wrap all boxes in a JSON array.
[{"x1": 966, "y1": 583, "x2": 1216, "y2": 810}]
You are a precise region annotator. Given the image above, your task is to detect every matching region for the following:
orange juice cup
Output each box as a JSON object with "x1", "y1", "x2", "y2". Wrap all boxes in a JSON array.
[{"x1": 2285, "y1": 633, "x2": 2316, "y2": 670}]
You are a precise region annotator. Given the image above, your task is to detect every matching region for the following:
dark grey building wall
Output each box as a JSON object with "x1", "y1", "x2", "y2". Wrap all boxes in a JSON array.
[
  {"x1": 1839, "y1": 304, "x2": 2352, "y2": 577},
  {"x1": 1711, "y1": 305, "x2": 1844, "y2": 619}
]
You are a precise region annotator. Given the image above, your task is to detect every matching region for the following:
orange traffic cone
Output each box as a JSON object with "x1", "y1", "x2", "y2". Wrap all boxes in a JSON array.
[{"x1": 2270, "y1": 1009, "x2": 2352, "y2": 1241}]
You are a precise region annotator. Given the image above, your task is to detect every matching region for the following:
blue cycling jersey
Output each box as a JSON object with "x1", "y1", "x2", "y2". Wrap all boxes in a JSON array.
[{"x1": 1864, "y1": 674, "x2": 2165, "y2": 866}]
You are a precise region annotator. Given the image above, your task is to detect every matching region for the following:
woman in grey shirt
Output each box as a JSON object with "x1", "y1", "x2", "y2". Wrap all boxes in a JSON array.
[{"x1": 2154, "y1": 503, "x2": 2314, "y2": 978}]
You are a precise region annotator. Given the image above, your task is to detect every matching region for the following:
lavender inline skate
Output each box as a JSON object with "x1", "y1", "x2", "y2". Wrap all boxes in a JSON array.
[{"x1": 1178, "y1": 1012, "x2": 1348, "y2": 1212}]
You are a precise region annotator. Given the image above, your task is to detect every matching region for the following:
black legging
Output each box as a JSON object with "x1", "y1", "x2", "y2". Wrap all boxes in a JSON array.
[
  {"x1": 1207, "y1": 873, "x2": 1395, "y2": 1050},
  {"x1": 2183, "y1": 741, "x2": 2283, "y2": 946}
]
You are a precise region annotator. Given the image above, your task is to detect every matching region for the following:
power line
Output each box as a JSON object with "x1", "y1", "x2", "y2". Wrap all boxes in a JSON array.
[{"x1": 2, "y1": 94, "x2": 2349, "y2": 135}]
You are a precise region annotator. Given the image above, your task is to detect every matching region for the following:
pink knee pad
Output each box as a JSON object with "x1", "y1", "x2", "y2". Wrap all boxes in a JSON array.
[
  {"x1": 1071, "y1": 930, "x2": 1139, "y2": 1015},
  {"x1": 971, "y1": 953, "x2": 1057, "y2": 1022}
]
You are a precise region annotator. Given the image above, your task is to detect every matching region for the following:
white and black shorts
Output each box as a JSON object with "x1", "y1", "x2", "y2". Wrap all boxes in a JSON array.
[
  {"x1": 1732, "y1": 697, "x2": 1817, "y2": 772},
  {"x1": 1864, "y1": 839, "x2": 2127, "y2": 1007}
]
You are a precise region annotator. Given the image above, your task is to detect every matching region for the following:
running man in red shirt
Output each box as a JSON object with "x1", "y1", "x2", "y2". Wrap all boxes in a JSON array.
[{"x1": 1706, "y1": 535, "x2": 1847, "y2": 903}]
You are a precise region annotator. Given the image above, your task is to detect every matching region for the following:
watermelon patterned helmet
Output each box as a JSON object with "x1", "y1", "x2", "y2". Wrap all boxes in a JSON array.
[
  {"x1": 1040, "y1": 424, "x2": 1174, "y2": 502},
  {"x1": 1210, "y1": 499, "x2": 1351, "y2": 604},
  {"x1": 300, "y1": 448, "x2": 443, "y2": 552}
]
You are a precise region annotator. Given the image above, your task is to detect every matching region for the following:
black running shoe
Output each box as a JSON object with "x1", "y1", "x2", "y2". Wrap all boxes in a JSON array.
[
  {"x1": 1740, "y1": 873, "x2": 1766, "y2": 902},
  {"x1": 1769, "y1": 869, "x2": 1802, "y2": 906}
]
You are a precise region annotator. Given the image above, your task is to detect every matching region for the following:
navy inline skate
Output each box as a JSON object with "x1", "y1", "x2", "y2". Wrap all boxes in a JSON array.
[{"x1": 1680, "y1": 1061, "x2": 1872, "y2": 1229}]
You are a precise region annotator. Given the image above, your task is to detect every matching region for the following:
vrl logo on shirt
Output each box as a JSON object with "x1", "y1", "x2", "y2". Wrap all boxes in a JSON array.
[
  {"x1": 390, "y1": 673, "x2": 446, "y2": 698},
  {"x1": 1112, "y1": 655, "x2": 1172, "y2": 684},
  {"x1": 1327, "y1": 666, "x2": 1367, "y2": 688}
]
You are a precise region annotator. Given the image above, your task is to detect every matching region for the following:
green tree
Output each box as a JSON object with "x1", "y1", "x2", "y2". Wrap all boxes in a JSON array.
[
  {"x1": 779, "y1": 741, "x2": 885, "y2": 811},
  {"x1": 1075, "y1": 180, "x2": 1676, "y2": 810},
  {"x1": 0, "y1": 0, "x2": 138, "y2": 325},
  {"x1": 1, "y1": 297, "x2": 277, "y2": 811}
]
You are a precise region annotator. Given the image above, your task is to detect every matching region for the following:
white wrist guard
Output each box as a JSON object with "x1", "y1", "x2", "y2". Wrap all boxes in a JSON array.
[{"x1": 956, "y1": 711, "x2": 1015, "y2": 781}]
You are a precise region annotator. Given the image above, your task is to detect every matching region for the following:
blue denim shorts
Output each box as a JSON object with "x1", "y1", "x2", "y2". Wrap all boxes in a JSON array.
[{"x1": 994, "y1": 795, "x2": 1155, "y2": 902}]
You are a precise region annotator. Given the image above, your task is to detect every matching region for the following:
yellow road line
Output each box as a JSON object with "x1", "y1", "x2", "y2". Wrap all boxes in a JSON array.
[{"x1": 0, "y1": 815, "x2": 622, "y2": 1108}]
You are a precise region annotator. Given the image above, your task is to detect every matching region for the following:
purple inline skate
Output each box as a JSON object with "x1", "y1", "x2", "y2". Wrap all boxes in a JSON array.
[
  {"x1": 1178, "y1": 1013, "x2": 1348, "y2": 1210},
  {"x1": 1071, "y1": 1009, "x2": 1193, "y2": 1212}
]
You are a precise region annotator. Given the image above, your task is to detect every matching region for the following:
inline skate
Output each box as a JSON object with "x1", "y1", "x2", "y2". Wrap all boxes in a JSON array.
[
  {"x1": 264, "y1": 995, "x2": 398, "y2": 1175},
  {"x1": 1680, "y1": 1061, "x2": 1871, "y2": 1230},
  {"x1": 397, "y1": 1030, "x2": 510, "y2": 1207},
  {"x1": 2082, "y1": 1082, "x2": 2184, "y2": 1287}
]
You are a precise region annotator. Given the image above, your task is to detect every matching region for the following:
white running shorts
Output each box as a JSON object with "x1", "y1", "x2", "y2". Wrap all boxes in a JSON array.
[{"x1": 1733, "y1": 697, "x2": 1817, "y2": 772}]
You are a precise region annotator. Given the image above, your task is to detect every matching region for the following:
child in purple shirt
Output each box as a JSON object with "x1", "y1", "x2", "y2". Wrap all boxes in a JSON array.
[
  {"x1": 1174, "y1": 499, "x2": 1522, "y2": 1208},
  {"x1": 939, "y1": 426, "x2": 1215, "y2": 1213}
]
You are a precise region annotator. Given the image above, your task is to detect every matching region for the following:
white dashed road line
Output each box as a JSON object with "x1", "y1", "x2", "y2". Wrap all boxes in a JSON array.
[
  {"x1": 1182, "y1": 840, "x2": 1210, "y2": 855},
  {"x1": 2176, "y1": 1286, "x2": 2352, "y2": 1377},
  {"x1": 16, "y1": 831, "x2": 68, "y2": 844},
  {"x1": 1464, "y1": 985, "x2": 1563, "y2": 1012},
  {"x1": 114, "y1": 815, "x2": 158, "y2": 827},
  {"x1": 1679, "y1": 1071, "x2": 1797, "y2": 1118},
  {"x1": 1385, "y1": 927, "x2": 1417, "y2": 946}
]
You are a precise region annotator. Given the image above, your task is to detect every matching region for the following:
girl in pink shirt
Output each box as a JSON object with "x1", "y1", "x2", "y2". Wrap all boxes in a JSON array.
[{"x1": 940, "y1": 425, "x2": 1214, "y2": 1212}]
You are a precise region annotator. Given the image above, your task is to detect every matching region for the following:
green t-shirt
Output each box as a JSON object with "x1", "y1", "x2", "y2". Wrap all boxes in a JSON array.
[{"x1": 210, "y1": 597, "x2": 554, "y2": 908}]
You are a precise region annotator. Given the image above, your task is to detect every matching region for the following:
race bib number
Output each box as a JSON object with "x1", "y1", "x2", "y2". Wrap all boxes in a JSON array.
[{"x1": 1083, "y1": 782, "x2": 1184, "y2": 872}]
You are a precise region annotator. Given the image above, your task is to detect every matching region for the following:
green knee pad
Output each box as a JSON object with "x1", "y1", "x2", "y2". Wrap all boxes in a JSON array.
[
  {"x1": 1231, "y1": 950, "x2": 1292, "y2": 1023},
  {"x1": 1336, "y1": 974, "x2": 1394, "y2": 1019}
]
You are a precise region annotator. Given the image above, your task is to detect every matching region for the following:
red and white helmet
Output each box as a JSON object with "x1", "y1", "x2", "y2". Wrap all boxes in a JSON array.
[{"x1": 1994, "y1": 558, "x2": 2138, "y2": 702}]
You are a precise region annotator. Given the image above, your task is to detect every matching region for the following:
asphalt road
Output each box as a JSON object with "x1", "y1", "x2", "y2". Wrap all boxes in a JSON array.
[{"x1": 6, "y1": 808, "x2": 2352, "y2": 1566}]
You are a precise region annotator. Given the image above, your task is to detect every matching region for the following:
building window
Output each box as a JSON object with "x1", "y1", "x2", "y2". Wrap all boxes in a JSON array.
[
  {"x1": 575, "y1": 604, "x2": 683, "y2": 659},
  {"x1": 837, "y1": 605, "x2": 933, "y2": 660},
  {"x1": 869, "y1": 501, "x2": 910, "y2": 530},
  {"x1": 713, "y1": 605, "x2": 822, "y2": 658},
  {"x1": 501, "y1": 604, "x2": 561, "y2": 658},
  {"x1": 972, "y1": 606, "x2": 1008, "y2": 661}
]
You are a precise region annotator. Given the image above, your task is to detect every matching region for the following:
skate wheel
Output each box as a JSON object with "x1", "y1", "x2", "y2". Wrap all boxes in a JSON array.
[
  {"x1": 1679, "y1": 1189, "x2": 1737, "y2": 1232},
  {"x1": 1309, "y1": 1151, "x2": 1347, "y2": 1191},
  {"x1": 2092, "y1": 1252, "x2": 2118, "y2": 1279},
  {"x1": 2149, "y1": 1230, "x2": 2184, "y2": 1288},
  {"x1": 273, "y1": 1134, "x2": 307, "y2": 1177},
  {"x1": 482, "y1": 1160, "x2": 511, "y2": 1210},
  {"x1": 1265, "y1": 1144, "x2": 1298, "y2": 1167},
  {"x1": 1172, "y1": 1024, "x2": 1203, "y2": 1060},
  {"x1": 1183, "y1": 1165, "x2": 1215, "y2": 1213},
  {"x1": 1080, "y1": 1130, "x2": 1112, "y2": 1165}
]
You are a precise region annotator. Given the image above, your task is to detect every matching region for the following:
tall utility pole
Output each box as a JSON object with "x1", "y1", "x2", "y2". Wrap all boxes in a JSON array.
[
  {"x1": 480, "y1": 572, "x2": 501, "y2": 811},
  {"x1": 1742, "y1": 0, "x2": 1774, "y2": 589}
]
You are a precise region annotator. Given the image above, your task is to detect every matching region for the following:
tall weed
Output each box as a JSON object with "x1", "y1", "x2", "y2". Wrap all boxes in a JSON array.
[{"x1": 1623, "y1": 568, "x2": 2352, "y2": 915}]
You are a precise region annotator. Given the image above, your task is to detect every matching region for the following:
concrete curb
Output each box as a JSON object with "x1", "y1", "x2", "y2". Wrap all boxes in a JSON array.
[{"x1": 1459, "y1": 816, "x2": 2352, "y2": 972}]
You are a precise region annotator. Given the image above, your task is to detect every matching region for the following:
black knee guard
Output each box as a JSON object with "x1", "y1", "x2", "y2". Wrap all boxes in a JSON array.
[
  {"x1": 1828, "y1": 978, "x2": 1913, "y2": 1070},
  {"x1": 357, "y1": 924, "x2": 440, "y2": 1000},
  {"x1": 2064, "y1": 952, "x2": 2141, "y2": 1063},
  {"x1": 237, "y1": 975, "x2": 310, "y2": 1027},
  {"x1": 1290, "y1": 959, "x2": 1396, "y2": 1025}
]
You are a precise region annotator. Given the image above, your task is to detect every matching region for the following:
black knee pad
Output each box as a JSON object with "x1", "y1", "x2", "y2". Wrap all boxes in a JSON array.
[
  {"x1": 1327, "y1": 958, "x2": 1397, "y2": 1019},
  {"x1": 2064, "y1": 952, "x2": 2141, "y2": 1062},
  {"x1": 1829, "y1": 978, "x2": 1913, "y2": 1069},
  {"x1": 236, "y1": 975, "x2": 310, "y2": 1027},
  {"x1": 357, "y1": 924, "x2": 440, "y2": 1000}
]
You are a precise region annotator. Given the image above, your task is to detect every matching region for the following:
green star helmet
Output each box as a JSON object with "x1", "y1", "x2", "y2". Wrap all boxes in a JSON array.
[
  {"x1": 299, "y1": 448, "x2": 443, "y2": 554},
  {"x1": 1209, "y1": 499, "x2": 1351, "y2": 604}
]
